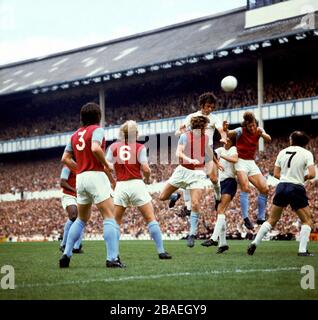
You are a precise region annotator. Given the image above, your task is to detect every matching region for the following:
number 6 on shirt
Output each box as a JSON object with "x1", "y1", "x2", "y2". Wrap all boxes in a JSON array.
[{"x1": 119, "y1": 145, "x2": 131, "y2": 161}]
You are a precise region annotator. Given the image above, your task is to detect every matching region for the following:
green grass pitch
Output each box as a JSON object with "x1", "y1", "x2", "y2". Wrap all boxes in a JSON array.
[{"x1": 0, "y1": 240, "x2": 317, "y2": 300}]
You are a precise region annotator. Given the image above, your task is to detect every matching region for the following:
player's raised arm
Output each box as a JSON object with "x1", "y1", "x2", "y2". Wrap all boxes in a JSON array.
[
  {"x1": 257, "y1": 127, "x2": 272, "y2": 143},
  {"x1": 222, "y1": 120, "x2": 237, "y2": 139},
  {"x1": 216, "y1": 118, "x2": 227, "y2": 144},
  {"x1": 175, "y1": 124, "x2": 187, "y2": 136},
  {"x1": 175, "y1": 114, "x2": 191, "y2": 136}
]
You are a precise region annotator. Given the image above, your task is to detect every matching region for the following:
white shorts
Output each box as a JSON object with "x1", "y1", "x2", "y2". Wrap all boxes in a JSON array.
[
  {"x1": 114, "y1": 179, "x2": 152, "y2": 208},
  {"x1": 61, "y1": 194, "x2": 77, "y2": 210},
  {"x1": 168, "y1": 165, "x2": 206, "y2": 190},
  {"x1": 234, "y1": 159, "x2": 261, "y2": 177},
  {"x1": 76, "y1": 171, "x2": 111, "y2": 205}
]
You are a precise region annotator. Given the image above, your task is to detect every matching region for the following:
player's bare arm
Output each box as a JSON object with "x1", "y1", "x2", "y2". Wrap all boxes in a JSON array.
[
  {"x1": 91, "y1": 141, "x2": 116, "y2": 188},
  {"x1": 176, "y1": 144, "x2": 200, "y2": 165},
  {"x1": 273, "y1": 165, "x2": 281, "y2": 180},
  {"x1": 140, "y1": 162, "x2": 151, "y2": 184},
  {"x1": 206, "y1": 143, "x2": 224, "y2": 171},
  {"x1": 61, "y1": 151, "x2": 77, "y2": 171},
  {"x1": 305, "y1": 164, "x2": 316, "y2": 181},
  {"x1": 175, "y1": 124, "x2": 187, "y2": 136},
  {"x1": 217, "y1": 126, "x2": 227, "y2": 144},
  {"x1": 257, "y1": 127, "x2": 272, "y2": 143},
  {"x1": 60, "y1": 179, "x2": 76, "y2": 193},
  {"x1": 220, "y1": 152, "x2": 238, "y2": 164},
  {"x1": 223, "y1": 121, "x2": 237, "y2": 139}
]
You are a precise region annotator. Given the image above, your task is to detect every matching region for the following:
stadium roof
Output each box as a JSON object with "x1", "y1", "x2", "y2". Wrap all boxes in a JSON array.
[{"x1": 0, "y1": 6, "x2": 317, "y2": 97}]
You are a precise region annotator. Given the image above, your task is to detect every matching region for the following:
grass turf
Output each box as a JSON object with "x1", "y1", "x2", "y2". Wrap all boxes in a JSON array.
[{"x1": 0, "y1": 240, "x2": 317, "y2": 300}]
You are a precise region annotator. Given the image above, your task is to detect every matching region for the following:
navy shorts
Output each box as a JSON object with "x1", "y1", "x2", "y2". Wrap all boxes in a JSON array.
[
  {"x1": 220, "y1": 178, "x2": 237, "y2": 199},
  {"x1": 273, "y1": 182, "x2": 309, "y2": 211}
]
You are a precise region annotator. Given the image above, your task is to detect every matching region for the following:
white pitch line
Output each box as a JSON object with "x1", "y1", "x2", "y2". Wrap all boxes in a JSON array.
[{"x1": 16, "y1": 267, "x2": 299, "y2": 289}]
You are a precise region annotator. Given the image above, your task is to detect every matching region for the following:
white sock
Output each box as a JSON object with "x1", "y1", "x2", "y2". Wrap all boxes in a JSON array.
[
  {"x1": 211, "y1": 214, "x2": 225, "y2": 241},
  {"x1": 185, "y1": 200, "x2": 192, "y2": 211},
  {"x1": 252, "y1": 221, "x2": 272, "y2": 245},
  {"x1": 213, "y1": 181, "x2": 221, "y2": 201},
  {"x1": 299, "y1": 224, "x2": 311, "y2": 253},
  {"x1": 219, "y1": 219, "x2": 227, "y2": 247}
]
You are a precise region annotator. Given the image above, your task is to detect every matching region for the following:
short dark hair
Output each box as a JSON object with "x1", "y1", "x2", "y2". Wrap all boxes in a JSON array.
[
  {"x1": 80, "y1": 102, "x2": 101, "y2": 126},
  {"x1": 198, "y1": 92, "x2": 217, "y2": 108},
  {"x1": 241, "y1": 111, "x2": 258, "y2": 127},
  {"x1": 290, "y1": 131, "x2": 310, "y2": 147},
  {"x1": 190, "y1": 115, "x2": 210, "y2": 130}
]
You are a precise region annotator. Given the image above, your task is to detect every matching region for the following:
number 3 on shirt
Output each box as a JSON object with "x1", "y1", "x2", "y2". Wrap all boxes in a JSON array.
[
  {"x1": 119, "y1": 145, "x2": 131, "y2": 161},
  {"x1": 76, "y1": 130, "x2": 87, "y2": 151}
]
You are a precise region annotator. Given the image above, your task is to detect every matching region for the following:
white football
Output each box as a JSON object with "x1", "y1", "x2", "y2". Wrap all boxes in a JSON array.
[{"x1": 221, "y1": 75, "x2": 238, "y2": 92}]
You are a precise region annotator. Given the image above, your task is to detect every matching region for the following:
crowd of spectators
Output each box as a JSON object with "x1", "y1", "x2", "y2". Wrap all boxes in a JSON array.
[
  {"x1": 1, "y1": 135, "x2": 317, "y2": 195},
  {"x1": 0, "y1": 76, "x2": 317, "y2": 141},
  {"x1": 1, "y1": 180, "x2": 317, "y2": 241},
  {"x1": 0, "y1": 134, "x2": 317, "y2": 240}
]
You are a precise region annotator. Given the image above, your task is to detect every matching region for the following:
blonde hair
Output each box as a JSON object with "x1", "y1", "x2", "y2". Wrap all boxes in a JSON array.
[{"x1": 119, "y1": 120, "x2": 138, "y2": 142}]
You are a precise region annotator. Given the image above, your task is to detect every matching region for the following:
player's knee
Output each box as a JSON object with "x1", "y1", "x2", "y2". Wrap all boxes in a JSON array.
[
  {"x1": 260, "y1": 185, "x2": 269, "y2": 195},
  {"x1": 68, "y1": 207, "x2": 78, "y2": 221},
  {"x1": 302, "y1": 217, "x2": 313, "y2": 228},
  {"x1": 159, "y1": 193, "x2": 166, "y2": 201},
  {"x1": 210, "y1": 176, "x2": 218, "y2": 184},
  {"x1": 240, "y1": 185, "x2": 249, "y2": 193},
  {"x1": 191, "y1": 200, "x2": 200, "y2": 212},
  {"x1": 268, "y1": 217, "x2": 278, "y2": 227}
]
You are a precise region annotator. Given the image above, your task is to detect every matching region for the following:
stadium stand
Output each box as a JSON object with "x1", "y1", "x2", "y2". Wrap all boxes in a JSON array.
[{"x1": 0, "y1": 75, "x2": 317, "y2": 141}]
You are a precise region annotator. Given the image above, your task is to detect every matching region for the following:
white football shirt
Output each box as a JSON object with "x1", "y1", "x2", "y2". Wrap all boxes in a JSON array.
[
  {"x1": 183, "y1": 110, "x2": 222, "y2": 146},
  {"x1": 215, "y1": 146, "x2": 237, "y2": 181},
  {"x1": 275, "y1": 145, "x2": 315, "y2": 185}
]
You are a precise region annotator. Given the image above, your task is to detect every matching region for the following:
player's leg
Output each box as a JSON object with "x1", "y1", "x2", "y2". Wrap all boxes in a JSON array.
[
  {"x1": 70, "y1": 204, "x2": 84, "y2": 252},
  {"x1": 296, "y1": 206, "x2": 313, "y2": 256},
  {"x1": 181, "y1": 189, "x2": 192, "y2": 214},
  {"x1": 114, "y1": 205, "x2": 126, "y2": 258},
  {"x1": 208, "y1": 160, "x2": 221, "y2": 204},
  {"x1": 247, "y1": 205, "x2": 283, "y2": 255},
  {"x1": 60, "y1": 204, "x2": 77, "y2": 250},
  {"x1": 236, "y1": 170, "x2": 253, "y2": 229},
  {"x1": 187, "y1": 188, "x2": 203, "y2": 247},
  {"x1": 138, "y1": 202, "x2": 171, "y2": 259},
  {"x1": 161, "y1": 166, "x2": 185, "y2": 204},
  {"x1": 159, "y1": 183, "x2": 179, "y2": 201},
  {"x1": 62, "y1": 203, "x2": 91, "y2": 260},
  {"x1": 207, "y1": 194, "x2": 232, "y2": 244},
  {"x1": 248, "y1": 173, "x2": 269, "y2": 224},
  {"x1": 97, "y1": 197, "x2": 122, "y2": 265},
  {"x1": 202, "y1": 194, "x2": 231, "y2": 247}
]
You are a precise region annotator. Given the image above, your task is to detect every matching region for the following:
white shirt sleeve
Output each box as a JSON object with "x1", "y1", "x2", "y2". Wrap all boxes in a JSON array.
[
  {"x1": 275, "y1": 151, "x2": 283, "y2": 168},
  {"x1": 228, "y1": 146, "x2": 238, "y2": 156},
  {"x1": 214, "y1": 147, "x2": 222, "y2": 159},
  {"x1": 213, "y1": 115, "x2": 222, "y2": 130},
  {"x1": 305, "y1": 151, "x2": 315, "y2": 168}
]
